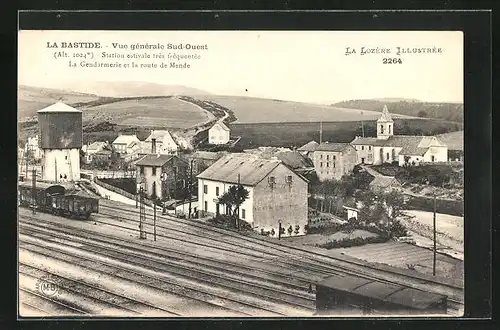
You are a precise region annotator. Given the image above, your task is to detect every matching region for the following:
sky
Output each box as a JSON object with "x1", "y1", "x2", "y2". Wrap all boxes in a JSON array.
[{"x1": 18, "y1": 30, "x2": 463, "y2": 104}]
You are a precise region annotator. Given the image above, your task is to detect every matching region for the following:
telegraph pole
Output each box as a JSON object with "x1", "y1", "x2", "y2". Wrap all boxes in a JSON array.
[
  {"x1": 31, "y1": 169, "x2": 36, "y2": 215},
  {"x1": 278, "y1": 220, "x2": 282, "y2": 240},
  {"x1": 153, "y1": 198, "x2": 157, "y2": 241},
  {"x1": 173, "y1": 166, "x2": 177, "y2": 216},
  {"x1": 433, "y1": 193, "x2": 437, "y2": 276},
  {"x1": 361, "y1": 111, "x2": 365, "y2": 137},
  {"x1": 188, "y1": 159, "x2": 194, "y2": 219},
  {"x1": 319, "y1": 121, "x2": 323, "y2": 144},
  {"x1": 139, "y1": 187, "x2": 146, "y2": 239}
]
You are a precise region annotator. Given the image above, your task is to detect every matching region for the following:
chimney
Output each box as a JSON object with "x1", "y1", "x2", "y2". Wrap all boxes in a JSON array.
[{"x1": 151, "y1": 138, "x2": 157, "y2": 154}]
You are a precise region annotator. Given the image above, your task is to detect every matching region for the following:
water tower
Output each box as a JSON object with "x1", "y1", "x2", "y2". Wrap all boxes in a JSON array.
[{"x1": 37, "y1": 102, "x2": 83, "y2": 182}]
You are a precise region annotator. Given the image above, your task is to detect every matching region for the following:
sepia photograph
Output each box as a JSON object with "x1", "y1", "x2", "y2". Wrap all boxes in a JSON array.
[{"x1": 18, "y1": 28, "x2": 465, "y2": 318}]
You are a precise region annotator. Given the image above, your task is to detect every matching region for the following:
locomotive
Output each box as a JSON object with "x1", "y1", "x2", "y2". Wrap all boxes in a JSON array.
[{"x1": 18, "y1": 181, "x2": 99, "y2": 219}]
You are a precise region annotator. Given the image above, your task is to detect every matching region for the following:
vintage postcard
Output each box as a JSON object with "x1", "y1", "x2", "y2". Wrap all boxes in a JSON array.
[{"x1": 18, "y1": 29, "x2": 464, "y2": 318}]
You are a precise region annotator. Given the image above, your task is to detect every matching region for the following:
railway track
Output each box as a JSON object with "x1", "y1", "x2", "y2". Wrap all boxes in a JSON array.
[
  {"x1": 18, "y1": 206, "x2": 464, "y2": 315},
  {"x1": 97, "y1": 203, "x2": 464, "y2": 298},
  {"x1": 19, "y1": 221, "x2": 318, "y2": 308},
  {"x1": 19, "y1": 262, "x2": 169, "y2": 316},
  {"x1": 19, "y1": 219, "x2": 312, "y2": 316}
]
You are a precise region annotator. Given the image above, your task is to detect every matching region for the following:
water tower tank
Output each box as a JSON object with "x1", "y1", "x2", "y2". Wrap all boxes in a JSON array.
[{"x1": 37, "y1": 102, "x2": 83, "y2": 149}]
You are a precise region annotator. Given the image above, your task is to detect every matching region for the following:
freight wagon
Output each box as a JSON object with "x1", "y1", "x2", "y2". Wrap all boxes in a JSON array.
[
  {"x1": 18, "y1": 181, "x2": 99, "y2": 219},
  {"x1": 315, "y1": 273, "x2": 448, "y2": 316}
]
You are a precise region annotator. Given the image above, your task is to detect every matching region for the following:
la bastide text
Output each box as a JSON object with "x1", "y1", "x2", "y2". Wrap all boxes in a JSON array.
[{"x1": 46, "y1": 41, "x2": 209, "y2": 70}]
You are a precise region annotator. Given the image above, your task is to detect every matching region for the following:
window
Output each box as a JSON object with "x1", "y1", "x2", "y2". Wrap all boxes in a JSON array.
[
  {"x1": 320, "y1": 154, "x2": 323, "y2": 159},
  {"x1": 369, "y1": 146, "x2": 372, "y2": 151},
  {"x1": 380, "y1": 125, "x2": 384, "y2": 134},
  {"x1": 333, "y1": 155, "x2": 336, "y2": 160},
  {"x1": 203, "y1": 184, "x2": 208, "y2": 194},
  {"x1": 386, "y1": 153, "x2": 390, "y2": 160},
  {"x1": 65, "y1": 156, "x2": 68, "y2": 160},
  {"x1": 269, "y1": 176, "x2": 276, "y2": 184},
  {"x1": 286, "y1": 175, "x2": 293, "y2": 183},
  {"x1": 204, "y1": 201, "x2": 208, "y2": 211},
  {"x1": 333, "y1": 162, "x2": 336, "y2": 168},
  {"x1": 431, "y1": 155, "x2": 435, "y2": 162},
  {"x1": 326, "y1": 155, "x2": 330, "y2": 160},
  {"x1": 389, "y1": 125, "x2": 392, "y2": 134},
  {"x1": 152, "y1": 166, "x2": 156, "y2": 176},
  {"x1": 216, "y1": 187, "x2": 219, "y2": 196},
  {"x1": 241, "y1": 209, "x2": 246, "y2": 219},
  {"x1": 361, "y1": 146, "x2": 364, "y2": 150},
  {"x1": 140, "y1": 166, "x2": 144, "y2": 174},
  {"x1": 326, "y1": 162, "x2": 329, "y2": 167},
  {"x1": 320, "y1": 162, "x2": 323, "y2": 167}
]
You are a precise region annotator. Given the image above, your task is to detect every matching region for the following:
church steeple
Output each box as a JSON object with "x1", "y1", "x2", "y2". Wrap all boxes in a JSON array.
[{"x1": 377, "y1": 105, "x2": 394, "y2": 140}]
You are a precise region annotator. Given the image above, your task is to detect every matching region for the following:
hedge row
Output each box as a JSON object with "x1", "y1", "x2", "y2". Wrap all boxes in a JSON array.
[
  {"x1": 405, "y1": 195, "x2": 464, "y2": 217},
  {"x1": 316, "y1": 235, "x2": 390, "y2": 249}
]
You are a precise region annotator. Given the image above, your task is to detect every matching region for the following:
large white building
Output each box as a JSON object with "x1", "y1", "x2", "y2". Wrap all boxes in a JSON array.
[
  {"x1": 350, "y1": 105, "x2": 448, "y2": 166},
  {"x1": 112, "y1": 134, "x2": 141, "y2": 155},
  {"x1": 208, "y1": 121, "x2": 230, "y2": 145},
  {"x1": 197, "y1": 153, "x2": 309, "y2": 237}
]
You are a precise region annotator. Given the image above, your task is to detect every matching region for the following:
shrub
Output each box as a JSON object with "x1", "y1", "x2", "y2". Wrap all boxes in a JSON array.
[
  {"x1": 287, "y1": 225, "x2": 293, "y2": 236},
  {"x1": 294, "y1": 224, "x2": 300, "y2": 235},
  {"x1": 270, "y1": 228, "x2": 275, "y2": 236},
  {"x1": 316, "y1": 235, "x2": 390, "y2": 249}
]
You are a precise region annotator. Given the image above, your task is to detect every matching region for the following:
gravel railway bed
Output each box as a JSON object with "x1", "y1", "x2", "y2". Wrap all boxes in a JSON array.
[
  {"x1": 19, "y1": 230, "x2": 300, "y2": 316},
  {"x1": 19, "y1": 263, "x2": 158, "y2": 316},
  {"x1": 20, "y1": 213, "x2": 340, "y2": 289},
  {"x1": 97, "y1": 203, "x2": 464, "y2": 300},
  {"x1": 20, "y1": 222, "x2": 316, "y2": 310},
  {"x1": 18, "y1": 205, "x2": 463, "y2": 313},
  {"x1": 19, "y1": 287, "x2": 89, "y2": 316}
]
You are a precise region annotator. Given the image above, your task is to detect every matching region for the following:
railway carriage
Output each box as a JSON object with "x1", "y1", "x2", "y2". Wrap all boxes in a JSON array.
[
  {"x1": 18, "y1": 181, "x2": 99, "y2": 219},
  {"x1": 315, "y1": 273, "x2": 448, "y2": 315}
]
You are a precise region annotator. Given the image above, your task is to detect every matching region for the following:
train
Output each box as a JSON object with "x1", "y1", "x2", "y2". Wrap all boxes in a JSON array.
[
  {"x1": 18, "y1": 181, "x2": 99, "y2": 219},
  {"x1": 315, "y1": 273, "x2": 448, "y2": 315}
]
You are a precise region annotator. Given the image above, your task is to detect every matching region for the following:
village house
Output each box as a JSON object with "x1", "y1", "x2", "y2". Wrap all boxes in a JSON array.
[
  {"x1": 435, "y1": 130, "x2": 463, "y2": 161},
  {"x1": 145, "y1": 130, "x2": 179, "y2": 155},
  {"x1": 297, "y1": 140, "x2": 319, "y2": 160},
  {"x1": 188, "y1": 150, "x2": 228, "y2": 175},
  {"x1": 112, "y1": 134, "x2": 141, "y2": 155},
  {"x1": 369, "y1": 176, "x2": 403, "y2": 194},
  {"x1": 196, "y1": 153, "x2": 309, "y2": 237},
  {"x1": 350, "y1": 105, "x2": 448, "y2": 166},
  {"x1": 312, "y1": 142, "x2": 357, "y2": 181},
  {"x1": 83, "y1": 141, "x2": 108, "y2": 163},
  {"x1": 208, "y1": 120, "x2": 230, "y2": 145},
  {"x1": 135, "y1": 154, "x2": 189, "y2": 201},
  {"x1": 24, "y1": 135, "x2": 43, "y2": 161}
]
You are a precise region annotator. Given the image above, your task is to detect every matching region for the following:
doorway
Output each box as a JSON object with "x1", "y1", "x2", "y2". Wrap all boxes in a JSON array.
[{"x1": 361, "y1": 158, "x2": 365, "y2": 164}]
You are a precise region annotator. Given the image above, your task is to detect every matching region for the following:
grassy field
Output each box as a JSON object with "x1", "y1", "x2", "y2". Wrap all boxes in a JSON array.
[
  {"x1": 435, "y1": 130, "x2": 464, "y2": 150},
  {"x1": 199, "y1": 95, "x2": 416, "y2": 124},
  {"x1": 229, "y1": 119, "x2": 463, "y2": 149},
  {"x1": 18, "y1": 85, "x2": 100, "y2": 120}
]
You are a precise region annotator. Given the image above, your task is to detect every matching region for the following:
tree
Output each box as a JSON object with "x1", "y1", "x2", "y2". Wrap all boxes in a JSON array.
[
  {"x1": 294, "y1": 224, "x2": 300, "y2": 235},
  {"x1": 287, "y1": 225, "x2": 293, "y2": 236},
  {"x1": 217, "y1": 183, "x2": 250, "y2": 227},
  {"x1": 417, "y1": 110, "x2": 428, "y2": 118}
]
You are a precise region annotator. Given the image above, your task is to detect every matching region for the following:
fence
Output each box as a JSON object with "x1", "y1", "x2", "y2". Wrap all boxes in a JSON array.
[
  {"x1": 81, "y1": 170, "x2": 136, "y2": 179},
  {"x1": 93, "y1": 177, "x2": 155, "y2": 207}
]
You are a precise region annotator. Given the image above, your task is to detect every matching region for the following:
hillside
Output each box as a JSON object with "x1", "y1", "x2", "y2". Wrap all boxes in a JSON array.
[
  {"x1": 18, "y1": 85, "x2": 100, "y2": 120},
  {"x1": 81, "y1": 96, "x2": 215, "y2": 129},
  {"x1": 199, "y1": 95, "x2": 416, "y2": 124},
  {"x1": 436, "y1": 130, "x2": 464, "y2": 151},
  {"x1": 331, "y1": 99, "x2": 464, "y2": 123},
  {"x1": 60, "y1": 81, "x2": 211, "y2": 98}
]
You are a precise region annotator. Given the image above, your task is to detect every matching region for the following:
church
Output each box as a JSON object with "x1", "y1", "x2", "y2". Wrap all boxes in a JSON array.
[{"x1": 350, "y1": 105, "x2": 448, "y2": 166}]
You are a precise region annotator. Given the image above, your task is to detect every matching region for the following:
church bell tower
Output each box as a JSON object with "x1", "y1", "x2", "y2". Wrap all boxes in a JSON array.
[{"x1": 377, "y1": 105, "x2": 394, "y2": 140}]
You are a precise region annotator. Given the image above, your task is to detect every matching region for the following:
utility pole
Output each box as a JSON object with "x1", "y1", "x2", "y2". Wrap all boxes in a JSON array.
[
  {"x1": 139, "y1": 187, "x2": 146, "y2": 239},
  {"x1": 153, "y1": 198, "x2": 157, "y2": 241},
  {"x1": 173, "y1": 166, "x2": 177, "y2": 216},
  {"x1": 361, "y1": 111, "x2": 365, "y2": 137},
  {"x1": 433, "y1": 193, "x2": 437, "y2": 276},
  {"x1": 31, "y1": 169, "x2": 36, "y2": 215},
  {"x1": 319, "y1": 121, "x2": 323, "y2": 144},
  {"x1": 278, "y1": 220, "x2": 282, "y2": 240},
  {"x1": 188, "y1": 159, "x2": 194, "y2": 219}
]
